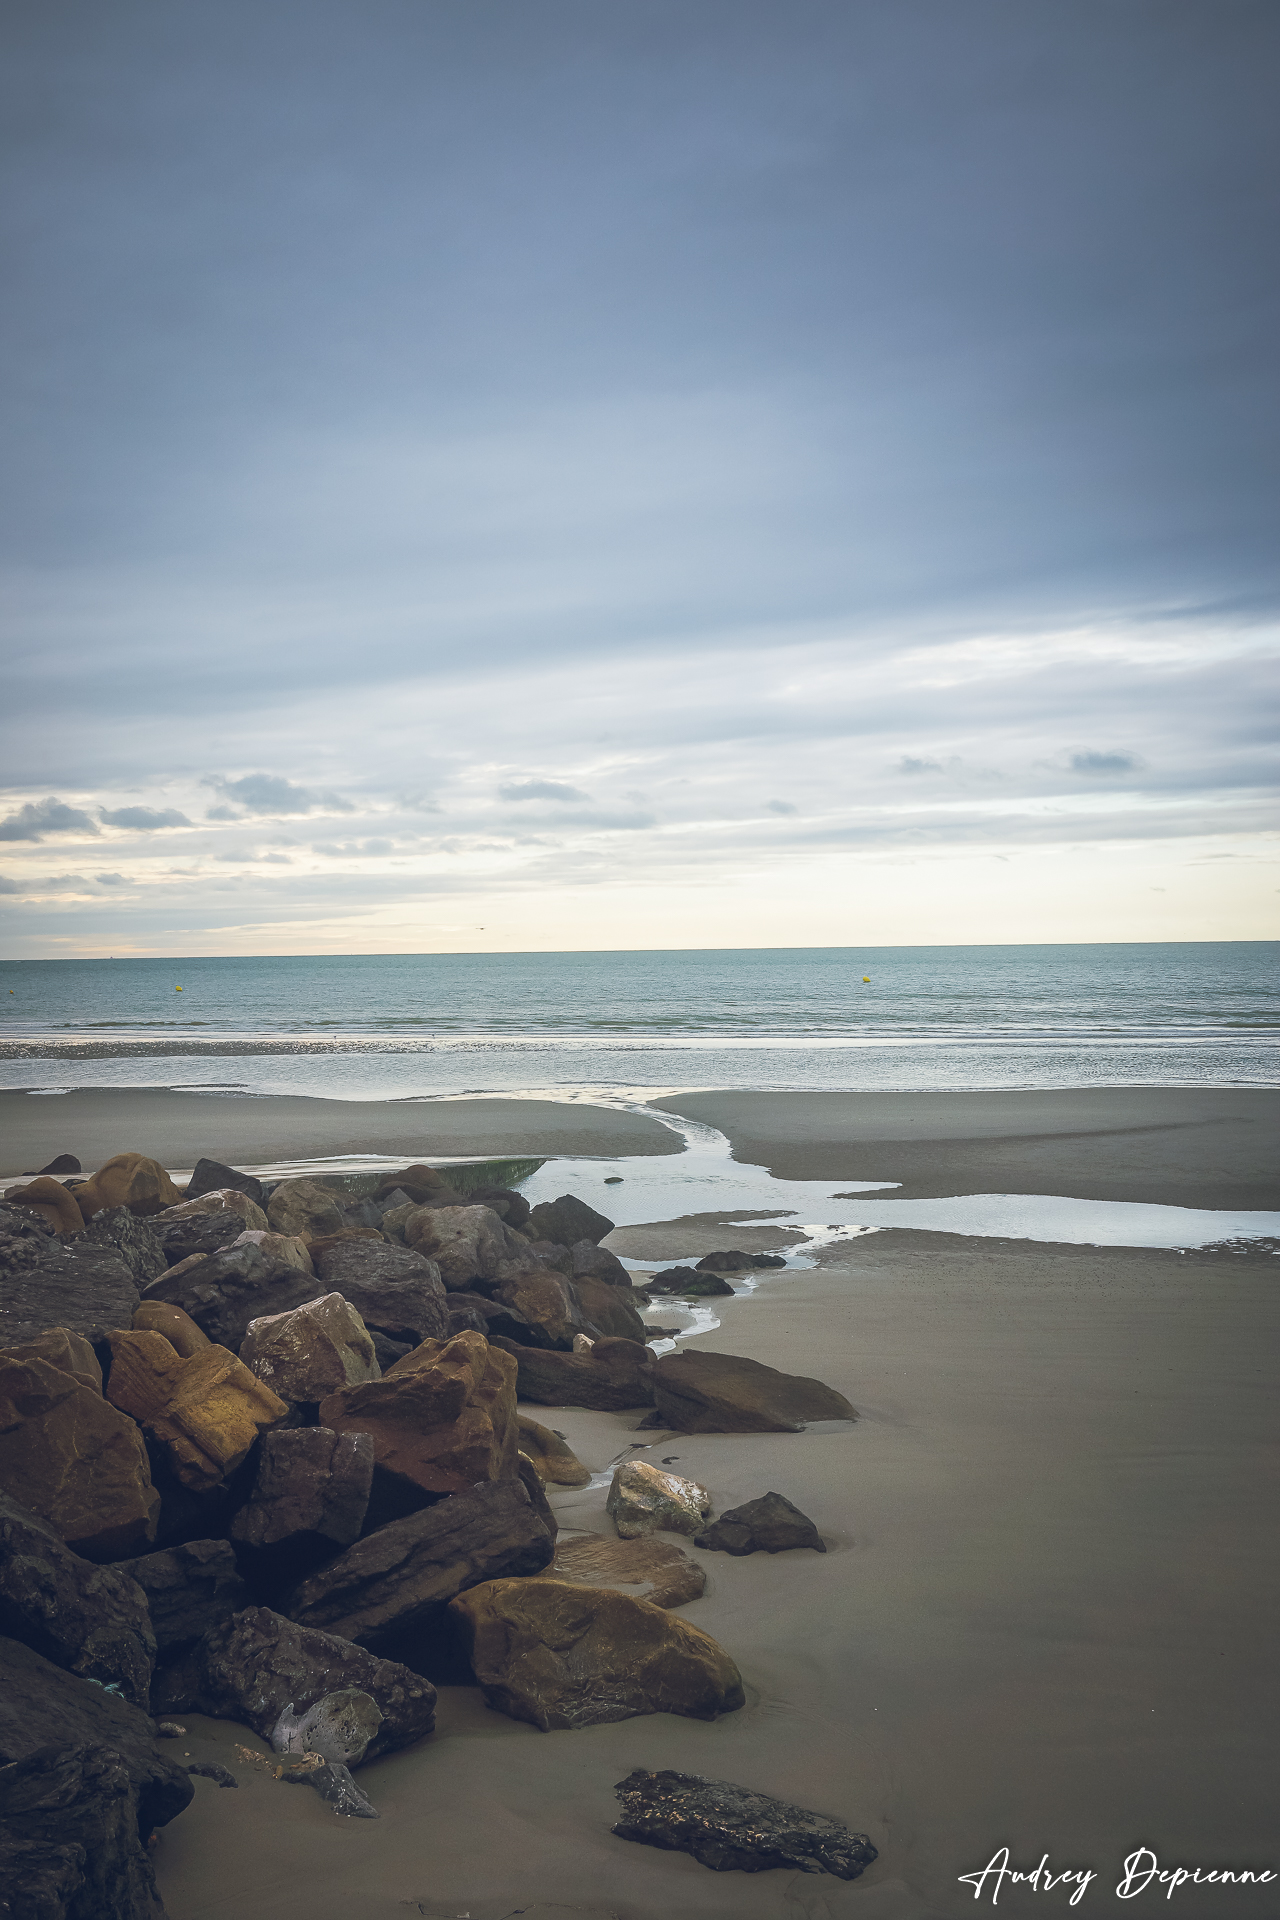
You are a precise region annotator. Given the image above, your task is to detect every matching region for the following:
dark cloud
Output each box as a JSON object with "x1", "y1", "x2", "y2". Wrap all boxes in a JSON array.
[
  {"x1": 499, "y1": 780, "x2": 589, "y2": 803},
  {"x1": 99, "y1": 805, "x2": 191, "y2": 829},
  {"x1": 0, "y1": 797, "x2": 99, "y2": 842},
  {"x1": 203, "y1": 774, "x2": 354, "y2": 816}
]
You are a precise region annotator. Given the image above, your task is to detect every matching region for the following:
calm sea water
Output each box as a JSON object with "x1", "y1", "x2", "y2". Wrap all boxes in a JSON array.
[{"x1": 0, "y1": 944, "x2": 1275, "y2": 1097}]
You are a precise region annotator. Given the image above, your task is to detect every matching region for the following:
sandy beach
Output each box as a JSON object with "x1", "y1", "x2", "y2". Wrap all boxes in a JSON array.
[{"x1": 70, "y1": 1086, "x2": 1268, "y2": 1920}]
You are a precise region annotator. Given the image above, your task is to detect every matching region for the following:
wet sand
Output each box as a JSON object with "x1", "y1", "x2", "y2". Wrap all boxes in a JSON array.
[
  {"x1": 657, "y1": 1087, "x2": 1280, "y2": 1211},
  {"x1": 153, "y1": 1229, "x2": 1277, "y2": 1919}
]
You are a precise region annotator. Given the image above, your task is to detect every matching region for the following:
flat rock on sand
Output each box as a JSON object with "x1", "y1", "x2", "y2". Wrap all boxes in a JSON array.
[
  {"x1": 651, "y1": 1349, "x2": 855, "y2": 1433},
  {"x1": 536, "y1": 1531, "x2": 706, "y2": 1607}
]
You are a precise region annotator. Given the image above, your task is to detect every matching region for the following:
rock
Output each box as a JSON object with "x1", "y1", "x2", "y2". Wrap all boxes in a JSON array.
[
  {"x1": 266, "y1": 1178, "x2": 346, "y2": 1240},
  {"x1": 157, "y1": 1606, "x2": 436, "y2": 1759},
  {"x1": 140, "y1": 1241, "x2": 328, "y2": 1349},
  {"x1": 0, "y1": 1213, "x2": 141, "y2": 1349},
  {"x1": 612, "y1": 1768, "x2": 878, "y2": 1879},
  {"x1": 104, "y1": 1331, "x2": 287, "y2": 1491},
  {"x1": 403, "y1": 1204, "x2": 532, "y2": 1288},
  {"x1": 72, "y1": 1153, "x2": 184, "y2": 1222},
  {"x1": 3, "y1": 1175, "x2": 85, "y2": 1236},
  {"x1": 185, "y1": 1759, "x2": 236, "y2": 1787},
  {"x1": 115, "y1": 1540, "x2": 246, "y2": 1656},
  {"x1": 516, "y1": 1451, "x2": 557, "y2": 1538},
  {"x1": 570, "y1": 1239, "x2": 632, "y2": 1286},
  {"x1": 490, "y1": 1335, "x2": 654, "y2": 1411},
  {"x1": 0, "y1": 1489, "x2": 155, "y2": 1706},
  {"x1": 300, "y1": 1227, "x2": 383, "y2": 1261},
  {"x1": 130, "y1": 1301, "x2": 209, "y2": 1358},
  {"x1": 271, "y1": 1686, "x2": 382, "y2": 1765},
  {"x1": 313, "y1": 1238, "x2": 450, "y2": 1344},
  {"x1": 536, "y1": 1531, "x2": 706, "y2": 1608},
  {"x1": 571, "y1": 1274, "x2": 649, "y2": 1343},
  {"x1": 528, "y1": 1194, "x2": 614, "y2": 1247},
  {"x1": 0, "y1": 1742, "x2": 171, "y2": 1919},
  {"x1": 285, "y1": 1478, "x2": 555, "y2": 1648},
  {"x1": 651, "y1": 1351, "x2": 856, "y2": 1433},
  {"x1": 490, "y1": 1265, "x2": 586, "y2": 1348},
  {"x1": 0, "y1": 1327, "x2": 102, "y2": 1393},
  {"x1": 231, "y1": 1229, "x2": 314, "y2": 1274},
  {"x1": 469, "y1": 1184, "x2": 531, "y2": 1226},
  {"x1": 525, "y1": 1238, "x2": 572, "y2": 1274},
  {"x1": 516, "y1": 1415, "x2": 591, "y2": 1486},
  {"x1": 606, "y1": 1460, "x2": 712, "y2": 1539},
  {"x1": 231, "y1": 1427, "x2": 373, "y2": 1572},
  {"x1": 318, "y1": 1330, "x2": 518, "y2": 1503},
  {"x1": 184, "y1": 1157, "x2": 264, "y2": 1206},
  {"x1": 281, "y1": 1754, "x2": 378, "y2": 1816},
  {"x1": 367, "y1": 1330, "x2": 412, "y2": 1371},
  {"x1": 694, "y1": 1491, "x2": 827, "y2": 1555},
  {"x1": 79, "y1": 1208, "x2": 168, "y2": 1286},
  {"x1": 0, "y1": 1635, "x2": 194, "y2": 1829},
  {"x1": 0, "y1": 1358, "x2": 159, "y2": 1560},
  {"x1": 151, "y1": 1207, "x2": 250, "y2": 1269},
  {"x1": 154, "y1": 1187, "x2": 269, "y2": 1231},
  {"x1": 374, "y1": 1165, "x2": 468, "y2": 1208},
  {"x1": 449, "y1": 1579, "x2": 744, "y2": 1729},
  {"x1": 695, "y1": 1251, "x2": 787, "y2": 1271},
  {"x1": 445, "y1": 1299, "x2": 490, "y2": 1337},
  {"x1": 239, "y1": 1292, "x2": 379, "y2": 1402},
  {"x1": 647, "y1": 1267, "x2": 734, "y2": 1297},
  {"x1": 36, "y1": 1154, "x2": 82, "y2": 1177}
]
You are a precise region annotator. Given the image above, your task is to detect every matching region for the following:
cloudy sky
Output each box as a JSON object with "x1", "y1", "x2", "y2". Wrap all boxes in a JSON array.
[{"x1": 1, "y1": 0, "x2": 1276, "y2": 957}]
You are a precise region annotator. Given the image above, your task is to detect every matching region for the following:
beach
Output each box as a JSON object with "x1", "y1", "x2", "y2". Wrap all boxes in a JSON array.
[{"x1": 85, "y1": 1085, "x2": 1273, "y2": 1920}]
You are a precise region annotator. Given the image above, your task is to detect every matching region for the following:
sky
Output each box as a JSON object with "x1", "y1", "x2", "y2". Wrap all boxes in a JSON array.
[{"x1": 1, "y1": 0, "x2": 1276, "y2": 957}]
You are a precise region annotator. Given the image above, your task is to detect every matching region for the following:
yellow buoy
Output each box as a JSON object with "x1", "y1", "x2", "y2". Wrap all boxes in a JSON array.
[
  {"x1": 175, "y1": 985, "x2": 182, "y2": 992},
  {"x1": 862, "y1": 976, "x2": 871, "y2": 983}
]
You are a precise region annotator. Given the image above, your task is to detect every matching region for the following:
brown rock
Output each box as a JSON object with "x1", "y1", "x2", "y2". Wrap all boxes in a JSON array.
[
  {"x1": 572, "y1": 1273, "x2": 648, "y2": 1343},
  {"x1": 491, "y1": 1334, "x2": 654, "y2": 1410},
  {"x1": 403, "y1": 1203, "x2": 533, "y2": 1287},
  {"x1": 606, "y1": 1459, "x2": 712, "y2": 1539},
  {"x1": 312, "y1": 1238, "x2": 449, "y2": 1344},
  {"x1": 0, "y1": 1357, "x2": 159, "y2": 1560},
  {"x1": 491, "y1": 1265, "x2": 585, "y2": 1348},
  {"x1": 285, "y1": 1478, "x2": 555, "y2": 1647},
  {"x1": 130, "y1": 1300, "x2": 210, "y2": 1358},
  {"x1": 0, "y1": 1328, "x2": 102, "y2": 1393},
  {"x1": 239, "y1": 1292, "x2": 379, "y2": 1402},
  {"x1": 105, "y1": 1331, "x2": 287, "y2": 1491},
  {"x1": 694, "y1": 1489, "x2": 826, "y2": 1554},
  {"x1": 516, "y1": 1414, "x2": 591, "y2": 1486},
  {"x1": 319, "y1": 1330, "x2": 518, "y2": 1500},
  {"x1": 449, "y1": 1577, "x2": 744, "y2": 1729},
  {"x1": 651, "y1": 1350, "x2": 856, "y2": 1433},
  {"x1": 73, "y1": 1153, "x2": 184, "y2": 1222},
  {"x1": 516, "y1": 1451, "x2": 557, "y2": 1539},
  {"x1": 3, "y1": 1176, "x2": 84, "y2": 1236},
  {"x1": 305, "y1": 1227, "x2": 383, "y2": 1259},
  {"x1": 535, "y1": 1530, "x2": 706, "y2": 1608},
  {"x1": 265, "y1": 1178, "x2": 346, "y2": 1240}
]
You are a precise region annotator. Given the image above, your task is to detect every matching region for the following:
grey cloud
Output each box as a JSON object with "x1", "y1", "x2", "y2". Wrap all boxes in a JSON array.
[
  {"x1": 898, "y1": 757, "x2": 944, "y2": 775},
  {"x1": 94, "y1": 872, "x2": 129, "y2": 886},
  {"x1": 203, "y1": 774, "x2": 355, "y2": 815},
  {"x1": 499, "y1": 780, "x2": 588, "y2": 803},
  {"x1": 0, "y1": 798, "x2": 99, "y2": 841},
  {"x1": 0, "y1": 875, "x2": 20, "y2": 893},
  {"x1": 205, "y1": 805, "x2": 241, "y2": 822},
  {"x1": 765, "y1": 799, "x2": 797, "y2": 814},
  {"x1": 99, "y1": 805, "x2": 192, "y2": 829},
  {"x1": 1067, "y1": 750, "x2": 1146, "y2": 775},
  {"x1": 312, "y1": 840, "x2": 395, "y2": 858}
]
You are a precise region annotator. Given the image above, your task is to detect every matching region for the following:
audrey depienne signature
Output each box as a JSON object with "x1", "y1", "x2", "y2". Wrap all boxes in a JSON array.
[{"x1": 957, "y1": 1846, "x2": 1277, "y2": 1905}]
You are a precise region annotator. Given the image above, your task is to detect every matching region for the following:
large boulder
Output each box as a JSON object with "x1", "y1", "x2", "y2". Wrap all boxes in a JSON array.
[
  {"x1": 150, "y1": 1206, "x2": 250, "y2": 1268},
  {"x1": 0, "y1": 1741, "x2": 170, "y2": 1920},
  {"x1": 105, "y1": 1331, "x2": 287, "y2": 1492},
  {"x1": 0, "y1": 1358, "x2": 159, "y2": 1560},
  {"x1": 2, "y1": 1175, "x2": 84, "y2": 1236},
  {"x1": 286, "y1": 1478, "x2": 555, "y2": 1648},
  {"x1": 449, "y1": 1578, "x2": 744, "y2": 1730},
  {"x1": 318, "y1": 1330, "x2": 518, "y2": 1503},
  {"x1": 516, "y1": 1414, "x2": 591, "y2": 1486},
  {"x1": 230, "y1": 1229, "x2": 313, "y2": 1274},
  {"x1": 490, "y1": 1266, "x2": 587, "y2": 1349},
  {"x1": 185, "y1": 1157, "x2": 264, "y2": 1207},
  {"x1": 130, "y1": 1301, "x2": 209, "y2": 1358},
  {"x1": 0, "y1": 1489, "x2": 155, "y2": 1707},
  {"x1": 612, "y1": 1768, "x2": 878, "y2": 1879},
  {"x1": 239, "y1": 1292, "x2": 379, "y2": 1403},
  {"x1": 79, "y1": 1208, "x2": 168, "y2": 1286},
  {"x1": 154, "y1": 1187, "x2": 268, "y2": 1233},
  {"x1": 571, "y1": 1274, "x2": 648, "y2": 1343},
  {"x1": 528, "y1": 1194, "x2": 613, "y2": 1247},
  {"x1": 115, "y1": 1540, "x2": 246, "y2": 1657},
  {"x1": 0, "y1": 1327, "x2": 102, "y2": 1394},
  {"x1": 265, "y1": 1178, "x2": 346, "y2": 1241},
  {"x1": 571, "y1": 1239, "x2": 632, "y2": 1286},
  {"x1": 402, "y1": 1204, "x2": 532, "y2": 1288},
  {"x1": 468, "y1": 1184, "x2": 531, "y2": 1227},
  {"x1": 651, "y1": 1350, "x2": 855, "y2": 1432},
  {"x1": 694, "y1": 1490, "x2": 827, "y2": 1555},
  {"x1": 313, "y1": 1238, "x2": 450, "y2": 1344},
  {"x1": 0, "y1": 1635, "x2": 194, "y2": 1830},
  {"x1": 491, "y1": 1334, "x2": 654, "y2": 1410},
  {"x1": 156, "y1": 1606, "x2": 436, "y2": 1759},
  {"x1": 607, "y1": 1460, "x2": 712, "y2": 1540},
  {"x1": 230, "y1": 1427, "x2": 373, "y2": 1572},
  {"x1": 535, "y1": 1531, "x2": 706, "y2": 1608},
  {"x1": 72, "y1": 1153, "x2": 184, "y2": 1222},
  {"x1": 139, "y1": 1241, "x2": 327, "y2": 1349},
  {"x1": 0, "y1": 1209, "x2": 140, "y2": 1348}
]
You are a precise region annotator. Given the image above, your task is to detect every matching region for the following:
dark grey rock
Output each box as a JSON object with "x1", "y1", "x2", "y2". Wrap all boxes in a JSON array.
[
  {"x1": 0, "y1": 1742, "x2": 170, "y2": 1919},
  {"x1": 571, "y1": 1239, "x2": 632, "y2": 1286},
  {"x1": 0, "y1": 1209, "x2": 140, "y2": 1348},
  {"x1": 647, "y1": 1267, "x2": 735, "y2": 1297},
  {"x1": 36, "y1": 1155, "x2": 82, "y2": 1177},
  {"x1": 570, "y1": 1275, "x2": 649, "y2": 1343},
  {"x1": 286, "y1": 1478, "x2": 554, "y2": 1649},
  {"x1": 152, "y1": 1606, "x2": 435, "y2": 1761},
  {"x1": 185, "y1": 1760, "x2": 237, "y2": 1787},
  {"x1": 468, "y1": 1185, "x2": 531, "y2": 1227},
  {"x1": 528, "y1": 1193, "x2": 614, "y2": 1247},
  {"x1": 0, "y1": 1491, "x2": 155, "y2": 1708},
  {"x1": 80, "y1": 1209, "x2": 167, "y2": 1288},
  {"x1": 151, "y1": 1207, "x2": 250, "y2": 1267},
  {"x1": 490, "y1": 1335, "x2": 655, "y2": 1411},
  {"x1": 281, "y1": 1756, "x2": 377, "y2": 1816},
  {"x1": 694, "y1": 1491, "x2": 826, "y2": 1555},
  {"x1": 612, "y1": 1768, "x2": 877, "y2": 1879},
  {"x1": 313, "y1": 1239, "x2": 449, "y2": 1344},
  {"x1": 444, "y1": 1301, "x2": 489, "y2": 1337},
  {"x1": 114, "y1": 1540, "x2": 246, "y2": 1658},
  {"x1": 367, "y1": 1330, "x2": 413, "y2": 1371},
  {"x1": 695, "y1": 1250, "x2": 786, "y2": 1271},
  {"x1": 184, "y1": 1158, "x2": 264, "y2": 1207},
  {"x1": 140, "y1": 1242, "x2": 322, "y2": 1349},
  {"x1": 231, "y1": 1429, "x2": 373, "y2": 1572},
  {"x1": 651, "y1": 1350, "x2": 856, "y2": 1433},
  {"x1": 524, "y1": 1238, "x2": 572, "y2": 1274}
]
